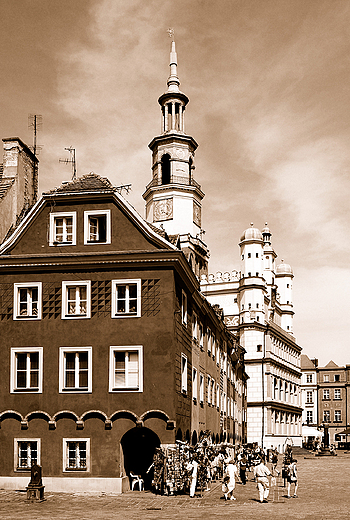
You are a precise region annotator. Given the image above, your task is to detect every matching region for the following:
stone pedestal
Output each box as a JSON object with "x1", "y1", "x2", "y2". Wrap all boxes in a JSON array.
[
  {"x1": 26, "y1": 463, "x2": 45, "y2": 502},
  {"x1": 26, "y1": 485, "x2": 45, "y2": 501}
]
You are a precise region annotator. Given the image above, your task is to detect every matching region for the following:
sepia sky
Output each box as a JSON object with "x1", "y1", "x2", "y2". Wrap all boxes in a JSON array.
[{"x1": 0, "y1": 0, "x2": 349, "y2": 366}]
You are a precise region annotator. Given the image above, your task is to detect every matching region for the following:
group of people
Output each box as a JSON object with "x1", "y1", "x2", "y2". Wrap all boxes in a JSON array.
[
  {"x1": 221, "y1": 444, "x2": 298, "y2": 503},
  {"x1": 147, "y1": 434, "x2": 298, "y2": 502}
]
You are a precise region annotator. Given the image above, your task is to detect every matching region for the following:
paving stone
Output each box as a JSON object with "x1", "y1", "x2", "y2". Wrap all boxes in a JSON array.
[{"x1": 0, "y1": 453, "x2": 349, "y2": 519}]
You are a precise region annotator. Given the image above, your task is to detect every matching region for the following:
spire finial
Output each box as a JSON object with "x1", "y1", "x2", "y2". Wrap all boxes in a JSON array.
[
  {"x1": 166, "y1": 28, "x2": 180, "y2": 93},
  {"x1": 167, "y1": 28, "x2": 175, "y2": 41}
]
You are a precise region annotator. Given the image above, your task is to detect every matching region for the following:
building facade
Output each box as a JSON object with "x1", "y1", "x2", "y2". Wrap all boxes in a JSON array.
[
  {"x1": 201, "y1": 225, "x2": 303, "y2": 450},
  {"x1": 0, "y1": 40, "x2": 247, "y2": 493},
  {"x1": 300, "y1": 355, "x2": 320, "y2": 446},
  {"x1": 301, "y1": 356, "x2": 350, "y2": 447}
]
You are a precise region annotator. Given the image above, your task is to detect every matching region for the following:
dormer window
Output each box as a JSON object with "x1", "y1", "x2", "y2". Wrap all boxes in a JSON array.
[
  {"x1": 49, "y1": 212, "x2": 76, "y2": 246},
  {"x1": 84, "y1": 210, "x2": 111, "y2": 245}
]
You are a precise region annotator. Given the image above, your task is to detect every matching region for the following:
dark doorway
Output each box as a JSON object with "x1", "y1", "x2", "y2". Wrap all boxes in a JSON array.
[{"x1": 121, "y1": 427, "x2": 160, "y2": 490}]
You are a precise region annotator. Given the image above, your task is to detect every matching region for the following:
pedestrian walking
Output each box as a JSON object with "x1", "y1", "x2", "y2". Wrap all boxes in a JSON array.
[
  {"x1": 239, "y1": 454, "x2": 247, "y2": 485},
  {"x1": 286, "y1": 459, "x2": 298, "y2": 498},
  {"x1": 253, "y1": 458, "x2": 271, "y2": 503},
  {"x1": 187, "y1": 454, "x2": 199, "y2": 498},
  {"x1": 222, "y1": 459, "x2": 238, "y2": 501}
]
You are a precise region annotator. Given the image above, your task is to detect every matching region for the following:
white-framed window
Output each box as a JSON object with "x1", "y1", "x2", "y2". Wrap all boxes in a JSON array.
[
  {"x1": 216, "y1": 345, "x2": 220, "y2": 366},
  {"x1": 306, "y1": 374, "x2": 313, "y2": 383},
  {"x1": 181, "y1": 290, "x2": 187, "y2": 325},
  {"x1": 109, "y1": 346, "x2": 143, "y2": 392},
  {"x1": 334, "y1": 389, "x2": 341, "y2": 400},
  {"x1": 216, "y1": 384, "x2": 220, "y2": 409},
  {"x1": 306, "y1": 390, "x2": 313, "y2": 404},
  {"x1": 111, "y1": 279, "x2": 141, "y2": 318},
  {"x1": 334, "y1": 410, "x2": 342, "y2": 422},
  {"x1": 181, "y1": 354, "x2": 188, "y2": 393},
  {"x1": 192, "y1": 313, "x2": 198, "y2": 340},
  {"x1": 14, "y1": 438, "x2": 41, "y2": 471},
  {"x1": 199, "y1": 323, "x2": 204, "y2": 350},
  {"x1": 324, "y1": 375, "x2": 329, "y2": 382},
  {"x1": 59, "y1": 347, "x2": 92, "y2": 393},
  {"x1": 207, "y1": 328, "x2": 211, "y2": 354},
  {"x1": 13, "y1": 282, "x2": 42, "y2": 320},
  {"x1": 49, "y1": 212, "x2": 76, "y2": 246},
  {"x1": 207, "y1": 375, "x2": 211, "y2": 404},
  {"x1": 63, "y1": 438, "x2": 90, "y2": 472},
  {"x1": 211, "y1": 378, "x2": 215, "y2": 404},
  {"x1": 84, "y1": 210, "x2": 111, "y2": 244},
  {"x1": 192, "y1": 368, "x2": 198, "y2": 401},
  {"x1": 62, "y1": 281, "x2": 91, "y2": 319},
  {"x1": 199, "y1": 373, "x2": 204, "y2": 403},
  {"x1": 306, "y1": 410, "x2": 313, "y2": 424},
  {"x1": 323, "y1": 410, "x2": 330, "y2": 422},
  {"x1": 323, "y1": 389, "x2": 330, "y2": 400},
  {"x1": 211, "y1": 333, "x2": 216, "y2": 358},
  {"x1": 10, "y1": 347, "x2": 43, "y2": 393}
]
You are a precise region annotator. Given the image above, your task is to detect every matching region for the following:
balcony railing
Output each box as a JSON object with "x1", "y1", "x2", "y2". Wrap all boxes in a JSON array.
[{"x1": 145, "y1": 175, "x2": 201, "y2": 191}]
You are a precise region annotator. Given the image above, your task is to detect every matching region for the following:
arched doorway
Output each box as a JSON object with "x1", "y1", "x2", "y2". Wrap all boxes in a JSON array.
[{"x1": 121, "y1": 427, "x2": 160, "y2": 489}]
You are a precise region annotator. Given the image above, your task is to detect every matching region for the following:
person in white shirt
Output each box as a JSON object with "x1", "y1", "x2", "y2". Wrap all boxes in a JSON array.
[
  {"x1": 253, "y1": 458, "x2": 271, "y2": 503},
  {"x1": 222, "y1": 459, "x2": 238, "y2": 501}
]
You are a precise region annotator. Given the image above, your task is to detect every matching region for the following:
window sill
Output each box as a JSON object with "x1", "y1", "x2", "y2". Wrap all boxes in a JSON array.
[
  {"x1": 64, "y1": 468, "x2": 88, "y2": 472},
  {"x1": 14, "y1": 316, "x2": 41, "y2": 320},
  {"x1": 62, "y1": 315, "x2": 90, "y2": 320},
  {"x1": 16, "y1": 467, "x2": 31, "y2": 472},
  {"x1": 61, "y1": 388, "x2": 91, "y2": 393},
  {"x1": 112, "y1": 314, "x2": 140, "y2": 319},
  {"x1": 111, "y1": 387, "x2": 140, "y2": 392},
  {"x1": 13, "y1": 388, "x2": 40, "y2": 393}
]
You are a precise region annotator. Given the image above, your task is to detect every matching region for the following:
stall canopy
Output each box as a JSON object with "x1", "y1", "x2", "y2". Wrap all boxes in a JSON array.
[
  {"x1": 302, "y1": 426, "x2": 322, "y2": 438},
  {"x1": 337, "y1": 427, "x2": 350, "y2": 436}
]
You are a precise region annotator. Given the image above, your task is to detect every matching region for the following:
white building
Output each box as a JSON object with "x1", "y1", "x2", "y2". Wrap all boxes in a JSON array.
[
  {"x1": 201, "y1": 224, "x2": 303, "y2": 450},
  {"x1": 300, "y1": 355, "x2": 321, "y2": 446}
]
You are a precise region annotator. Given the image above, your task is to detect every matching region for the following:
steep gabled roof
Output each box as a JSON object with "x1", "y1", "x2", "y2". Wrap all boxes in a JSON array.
[
  {"x1": 44, "y1": 173, "x2": 116, "y2": 194},
  {"x1": 301, "y1": 354, "x2": 316, "y2": 369},
  {"x1": 324, "y1": 360, "x2": 339, "y2": 369},
  {"x1": 0, "y1": 173, "x2": 178, "y2": 254}
]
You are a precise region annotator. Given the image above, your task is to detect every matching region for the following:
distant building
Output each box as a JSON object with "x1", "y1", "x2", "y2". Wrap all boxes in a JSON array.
[
  {"x1": 300, "y1": 356, "x2": 350, "y2": 447},
  {"x1": 300, "y1": 355, "x2": 320, "y2": 446},
  {"x1": 201, "y1": 224, "x2": 303, "y2": 450},
  {"x1": 317, "y1": 361, "x2": 350, "y2": 446}
]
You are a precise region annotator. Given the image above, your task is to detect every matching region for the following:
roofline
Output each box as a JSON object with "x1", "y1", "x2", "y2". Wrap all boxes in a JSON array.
[{"x1": 0, "y1": 189, "x2": 178, "y2": 254}]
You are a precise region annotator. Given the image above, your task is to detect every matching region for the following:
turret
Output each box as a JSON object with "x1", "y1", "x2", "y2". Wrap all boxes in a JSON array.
[{"x1": 143, "y1": 36, "x2": 209, "y2": 278}]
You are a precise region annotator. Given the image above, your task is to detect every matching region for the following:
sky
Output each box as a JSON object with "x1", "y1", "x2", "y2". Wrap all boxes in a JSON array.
[{"x1": 0, "y1": 0, "x2": 349, "y2": 366}]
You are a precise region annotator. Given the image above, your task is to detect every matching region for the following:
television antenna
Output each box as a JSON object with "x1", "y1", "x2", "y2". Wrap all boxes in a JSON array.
[
  {"x1": 59, "y1": 147, "x2": 77, "y2": 180},
  {"x1": 28, "y1": 114, "x2": 43, "y2": 157}
]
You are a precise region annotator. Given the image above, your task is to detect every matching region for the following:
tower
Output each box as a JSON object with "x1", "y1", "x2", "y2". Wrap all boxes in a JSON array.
[{"x1": 143, "y1": 37, "x2": 209, "y2": 278}]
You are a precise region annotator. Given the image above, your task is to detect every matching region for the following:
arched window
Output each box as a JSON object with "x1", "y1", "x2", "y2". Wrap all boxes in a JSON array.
[{"x1": 161, "y1": 154, "x2": 171, "y2": 184}]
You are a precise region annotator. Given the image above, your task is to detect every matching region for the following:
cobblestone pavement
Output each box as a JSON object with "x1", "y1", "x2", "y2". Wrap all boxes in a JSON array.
[{"x1": 0, "y1": 453, "x2": 350, "y2": 520}]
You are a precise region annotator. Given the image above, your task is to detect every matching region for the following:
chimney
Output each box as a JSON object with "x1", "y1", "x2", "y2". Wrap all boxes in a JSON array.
[{"x1": 0, "y1": 137, "x2": 38, "y2": 242}]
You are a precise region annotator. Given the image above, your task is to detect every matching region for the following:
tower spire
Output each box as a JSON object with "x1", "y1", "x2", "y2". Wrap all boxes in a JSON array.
[{"x1": 167, "y1": 30, "x2": 180, "y2": 94}]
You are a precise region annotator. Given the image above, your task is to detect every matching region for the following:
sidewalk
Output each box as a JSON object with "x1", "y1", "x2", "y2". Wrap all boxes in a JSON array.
[{"x1": 0, "y1": 453, "x2": 350, "y2": 519}]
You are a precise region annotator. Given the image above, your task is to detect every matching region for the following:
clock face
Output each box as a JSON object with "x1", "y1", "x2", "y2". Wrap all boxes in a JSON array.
[{"x1": 154, "y1": 198, "x2": 173, "y2": 221}]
